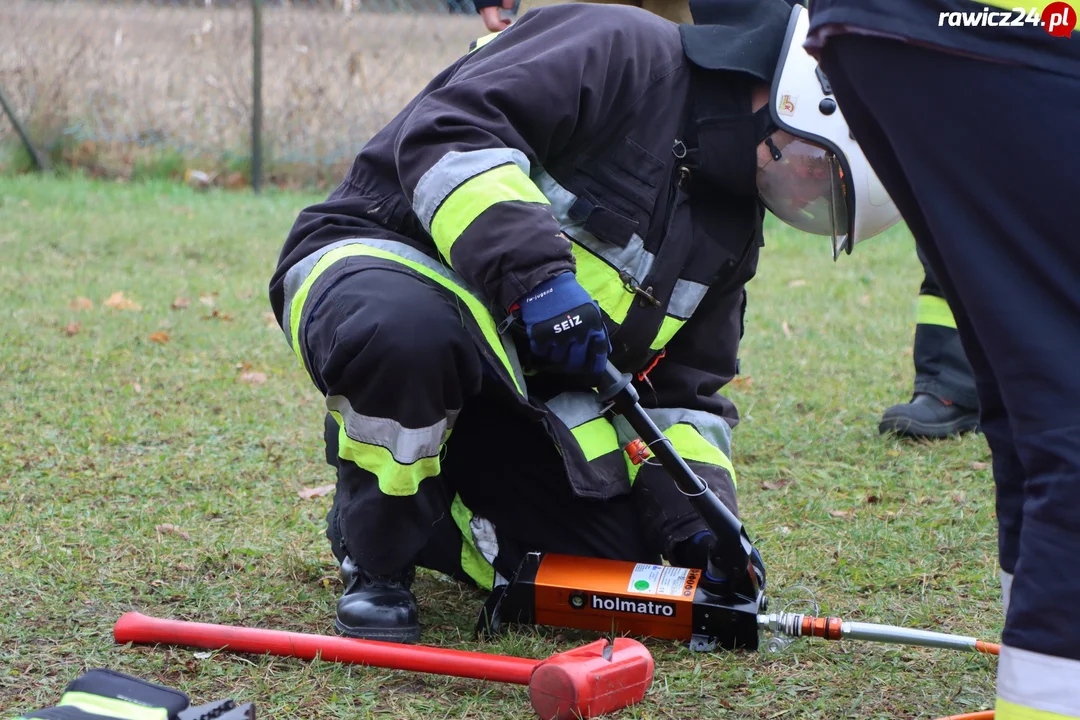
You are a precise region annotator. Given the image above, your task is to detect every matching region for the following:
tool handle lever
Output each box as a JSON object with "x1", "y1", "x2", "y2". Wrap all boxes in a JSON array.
[
  {"x1": 114, "y1": 612, "x2": 537, "y2": 685},
  {"x1": 598, "y1": 362, "x2": 756, "y2": 590}
]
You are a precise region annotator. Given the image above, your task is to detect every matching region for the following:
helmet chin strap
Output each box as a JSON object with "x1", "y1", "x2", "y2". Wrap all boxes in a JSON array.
[
  {"x1": 753, "y1": 105, "x2": 778, "y2": 144},
  {"x1": 753, "y1": 105, "x2": 785, "y2": 163}
]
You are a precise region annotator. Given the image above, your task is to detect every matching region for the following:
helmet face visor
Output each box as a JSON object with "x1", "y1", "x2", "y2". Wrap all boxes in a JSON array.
[{"x1": 756, "y1": 134, "x2": 849, "y2": 248}]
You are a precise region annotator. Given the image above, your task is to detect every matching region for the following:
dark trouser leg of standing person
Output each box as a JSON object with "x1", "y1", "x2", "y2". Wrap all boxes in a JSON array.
[
  {"x1": 816, "y1": 34, "x2": 1080, "y2": 718},
  {"x1": 879, "y1": 244, "x2": 979, "y2": 438}
]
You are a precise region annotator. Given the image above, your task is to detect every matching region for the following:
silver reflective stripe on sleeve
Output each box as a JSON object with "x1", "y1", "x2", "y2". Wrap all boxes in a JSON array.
[
  {"x1": 531, "y1": 168, "x2": 709, "y2": 322},
  {"x1": 532, "y1": 169, "x2": 655, "y2": 282},
  {"x1": 413, "y1": 148, "x2": 532, "y2": 233},
  {"x1": 327, "y1": 395, "x2": 459, "y2": 465},
  {"x1": 668, "y1": 278, "x2": 710, "y2": 320}
]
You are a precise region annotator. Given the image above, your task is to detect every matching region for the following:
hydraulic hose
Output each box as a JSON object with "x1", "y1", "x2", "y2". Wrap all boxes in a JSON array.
[{"x1": 758, "y1": 613, "x2": 1000, "y2": 719}]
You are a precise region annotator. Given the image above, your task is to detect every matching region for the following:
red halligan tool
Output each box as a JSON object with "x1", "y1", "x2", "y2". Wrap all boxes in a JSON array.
[{"x1": 113, "y1": 612, "x2": 654, "y2": 720}]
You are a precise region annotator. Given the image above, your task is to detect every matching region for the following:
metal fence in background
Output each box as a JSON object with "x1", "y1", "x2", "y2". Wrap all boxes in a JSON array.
[{"x1": 0, "y1": 0, "x2": 488, "y2": 189}]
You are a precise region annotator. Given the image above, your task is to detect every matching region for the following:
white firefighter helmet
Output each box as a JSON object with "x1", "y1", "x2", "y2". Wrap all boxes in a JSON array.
[{"x1": 755, "y1": 4, "x2": 901, "y2": 259}]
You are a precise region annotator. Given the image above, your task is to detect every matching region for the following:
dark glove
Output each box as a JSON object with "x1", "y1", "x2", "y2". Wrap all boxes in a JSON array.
[
  {"x1": 513, "y1": 272, "x2": 610, "y2": 380},
  {"x1": 671, "y1": 530, "x2": 767, "y2": 590}
]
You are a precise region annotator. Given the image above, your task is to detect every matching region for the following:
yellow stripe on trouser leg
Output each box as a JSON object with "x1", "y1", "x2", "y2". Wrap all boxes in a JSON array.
[
  {"x1": 288, "y1": 244, "x2": 525, "y2": 396},
  {"x1": 449, "y1": 494, "x2": 497, "y2": 591},
  {"x1": 571, "y1": 417, "x2": 621, "y2": 462},
  {"x1": 916, "y1": 294, "x2": 957, "y2": 329},
  {"x1": 429, "y1": 164, "x2": 551, "y2": 266},
  {"x1": 623, "y1": 422, "x2": 737, "y2": 487},
  {"x1": 330, "y1": 410, "x2": 442, "y2": 497},
  {"x1": 996, "y1": 698, "x2": 1076, "y2": 720},
  {"x1": 664, "y1": 423, "x2": 737, "y2": 484}
]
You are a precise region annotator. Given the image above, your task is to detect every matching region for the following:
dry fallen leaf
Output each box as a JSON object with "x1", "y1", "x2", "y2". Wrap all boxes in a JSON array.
[
  {"x1": 156, "y1": 523, "x2": 191, "y2": 541},
  {"x1": 263, "y1": 311, "x2": 278, "y2": 327},
  {"x1": 69, "y1": 297, "x2": 94, "y2": 311},
  {"x1": 199, "y1": 293, "x2": 217, "y2": 307},
  {"x1": 781, "y1": 321, "x2": 792, "y2": 338},
  {"x1": 829, "y1": 509, "x2": 854, "y2": 519},
  {"x1": 762, "y1": 478, "x2": 790, "y2": 491},
  {"x1": 866, "y1": 494, "x2": 881, "y2": 504},
  {"x1": 148, "y1": 331, "x2": 170, "y2": 344},
  {"x1": 202, "y1": 309, "x2": 233, "y2": 321},
  {"x1": 131, "y1": 382, "x2": 143, "y2": 394},
  {"x1": 971, "y1": 461, "x2": 989, "y2": 471},
  {"x1": 64, "y1": 322, "x2": 82, "y2": 336},
  {"x1": 730, "y1": 376, "x2": 753, "y2": 390},
  {"x1": 171, "y1": 296, "x2": 191, "y2": 310},
  {"x1": 298, "y1": 484, "x2": 335, "y2": 499},
  {"x1": 859, "y1": 294, "x2": 872, "y2": 307},
  {"x1": 235, "y1": 362, "x2": 253, "y2": 372},
  {"x1": 788, "y1": 279, "x2": 807, "y2": 288},
  {"x1": 239, "y1": 371, "x2": 267, "y2": 385},
  {"x1": 104, "y1": 291, "x2": 141, "y2": 311}
]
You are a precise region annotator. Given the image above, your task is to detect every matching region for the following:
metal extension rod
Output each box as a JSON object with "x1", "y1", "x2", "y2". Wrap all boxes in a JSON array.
[{"x1": 758, "y1": 613, "x2": 1000, "y2": 654}]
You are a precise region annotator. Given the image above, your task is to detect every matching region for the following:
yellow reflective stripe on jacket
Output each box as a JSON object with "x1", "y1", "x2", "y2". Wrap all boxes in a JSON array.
[
  {"x1": 545, "y1": 391, "x2": 623, "y2": 464},
  {"x1": 450, "y1": 494, "x2": 498, "y2": 590},
  {"x1": 469, "y1": 30, "x2": 502, "y2": 53},
  {"x1": 651, "y1": 315, "x2": 686, "y2": 351},
  {"x1": 430, "y1": 163, "x2": 551, "y2": 266},
  {"x1": 59, "y1": 692, "x2": 168, "y2": 720},
  {"x1": 331, "y1": 410, "x2": 442, "y2": 496},
  {"x1": 917, "y1": 294, "x2": 957, "y2": 329},
  {"x1": 571, "y1": 417, "x2": 621, "y2": 462},
  {"x1": 571, "y1": 243, "x2": 636, "y2": 325},
  {"x1": 286, "y1": 241, "x2": 525, "y2": 396},
  {"x1": 531, "y1": 167, "x2": 710, "y2": 349}
]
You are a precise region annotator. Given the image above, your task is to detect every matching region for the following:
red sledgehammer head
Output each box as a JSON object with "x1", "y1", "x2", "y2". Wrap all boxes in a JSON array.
[{"x1": 529, "y1": 637, "x2": 654, "y2": 720}]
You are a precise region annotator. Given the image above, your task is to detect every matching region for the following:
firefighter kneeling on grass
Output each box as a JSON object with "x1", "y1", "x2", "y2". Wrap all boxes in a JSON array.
[{"x1": 269, "y1": 0, "x2": 899, "y2": 643}]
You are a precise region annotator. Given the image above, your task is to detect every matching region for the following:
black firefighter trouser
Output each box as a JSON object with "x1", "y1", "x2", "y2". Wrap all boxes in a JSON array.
[
  {"x1": 911, "y1": 244, "x2": 978, "y2": 410},
  {"x1": 816, "y1": 32, "x2": 1080, "y2": 701},
  {"x1": 298, "y1": 253, "x2": 659, "y2": 591}
]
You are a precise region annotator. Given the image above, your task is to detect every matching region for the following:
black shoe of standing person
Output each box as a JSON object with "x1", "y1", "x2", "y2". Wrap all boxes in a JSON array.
[
  {"x1": 335, "y1": 557, "x2": 421, "y2": 643},
  {"x1": 879, "y1": 393, "x2": 979, "y2": 439}
]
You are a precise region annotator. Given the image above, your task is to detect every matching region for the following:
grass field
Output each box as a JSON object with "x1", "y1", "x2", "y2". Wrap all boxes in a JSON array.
[{"x1": 0, "y1": 174, "x2": 1002, "y2": 719}]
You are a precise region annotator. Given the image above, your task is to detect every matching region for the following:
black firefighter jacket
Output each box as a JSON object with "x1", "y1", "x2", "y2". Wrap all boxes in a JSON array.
[{"x1": 270, "y1": 3, "x2": 769, "y2": 556}]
